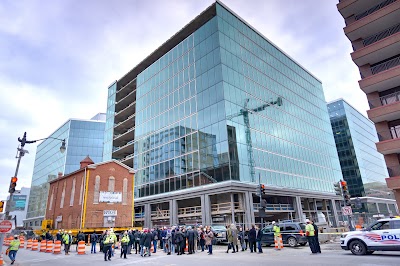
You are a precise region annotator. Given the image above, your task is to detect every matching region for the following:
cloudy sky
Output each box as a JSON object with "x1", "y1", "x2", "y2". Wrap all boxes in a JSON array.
[{"x1": 0, "y1": 0, "x2": 364, "y2": 201}]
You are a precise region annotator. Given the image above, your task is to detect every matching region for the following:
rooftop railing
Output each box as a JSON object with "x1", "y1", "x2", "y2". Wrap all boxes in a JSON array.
[
  {"x1": 363, "y1": 23, "x2": 400, "y2": 46},
  {"x1": 371, "y1": 55, "x2": 400, "y2": 75}
]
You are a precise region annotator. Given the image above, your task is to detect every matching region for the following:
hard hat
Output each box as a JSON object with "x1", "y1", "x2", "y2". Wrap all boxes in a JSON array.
[
  {"x1": 305, "y1": 219, "x2": 310, "y2": 223},
  {"x1": 271, "y1": 221, "x2": 276, "y2": 225},
  {"x1": 68, "y1": 230, "x2": 72, "y2": 234},
  {"x1": 14, "y1": 235, "x2": 19, "y2": 238}
]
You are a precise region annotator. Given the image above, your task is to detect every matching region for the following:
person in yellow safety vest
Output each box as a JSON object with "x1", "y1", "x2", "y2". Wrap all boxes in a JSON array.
[
  {"x1": 63, "y1": 231, "x2": 72, "y2": 255},
  {"x1": 305, "y1": 219, "x2": 317, "y2": 254},
  {"x1": 109, "y1": 228, "x2": 117, "y2": 257},
  {"x1": 120, "y1": 231, "x2": 130, "y2": 259},
  {"x1": 103, "y1": 231, "x2": 113, "y2": 261},
  {"x1": 272, "y1": 221, "x2": 282, "y2": 250},
  {"x1": 8, "y1": 235, "x2": 21, "y2": 265}
]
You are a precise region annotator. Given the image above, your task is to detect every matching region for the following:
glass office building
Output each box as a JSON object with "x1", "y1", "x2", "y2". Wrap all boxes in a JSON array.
[
  {"x1": 25, "y1": 114, "x2": 105, "y2": 227},
  {"x1": 108, "y1": 2, "x2": 343, "y2": 226},
  {"x1": 328, "y1": 99, "x2": 390, "y2": 198}
]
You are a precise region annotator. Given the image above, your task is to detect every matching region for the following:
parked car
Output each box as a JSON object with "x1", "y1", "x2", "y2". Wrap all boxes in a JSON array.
[
  {"x1": 261, "y1": 222, "x2": 308, "y2": 247},
  {"x1": 210, "y1": 225, "x2": 227, "y2": 244},
  {"x1": 340, "y1": 217, "x2": 400, "y2": 255}
]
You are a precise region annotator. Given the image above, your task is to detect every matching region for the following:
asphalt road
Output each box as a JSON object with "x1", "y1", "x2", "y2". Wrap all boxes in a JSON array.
[{"x1": 3, "y1": 244, "x2": 400, "y2": 266}]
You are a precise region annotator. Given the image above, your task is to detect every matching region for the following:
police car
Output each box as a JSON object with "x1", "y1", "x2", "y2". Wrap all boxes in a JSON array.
[{"x1": 340, "y1": 217, "x2": 400, "y2": 255}]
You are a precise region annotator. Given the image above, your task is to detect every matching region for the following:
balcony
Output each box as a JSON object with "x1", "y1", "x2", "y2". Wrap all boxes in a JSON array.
[
  {"x1": 114, "y1": 126, "x2": 135, "y2": 144},
  {"x1": 114, "y1": 114, "x2": 135, "y2": 134},
  {"x1": 344, "y1": 0, "x2": 400, "y2": 42},
  {"x1": 116, "y1": 78, "x2": 136, "y2": 102},
  {"x1": 376, "y1": 137, "x2": 400, "y2": 154},
  {"x1": 119, "y1": 154, "x2": 134, "y2": 168},
  {"x1": 386, "y1": 174, "x2": 400, "y2": 190},
  {"x1": 371, "y1": 54, "x2": 400, "y2": 75},
  {"x1": 359, "y1": 65, "x2": 400, "y2": 93},
  {"x1": 112, "y1": 140, "x2": 134, "y2": 157},
  {"x1": 338, "y1": 0, "x2": 383, "y2": 19},
  {"x1": 115, "y1": 90, "x2": 136, "y2": 112},
  {"x1": 352, "y1": 32, "x2": 400, "y2": 66},
  {"x1": 363, "y1": 23, "x2": 400, "y2": 46},
  {"x1": 114, "y1": 101, "x2": 136, "y2": 122},
  {"x1": 367, "y1": 93, "x2": 400, "y2": 122}
]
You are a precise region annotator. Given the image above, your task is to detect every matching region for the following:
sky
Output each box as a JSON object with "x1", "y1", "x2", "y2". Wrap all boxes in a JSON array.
[{"x1": 0, "y1": 0, "x2": 365, "y2": 201}]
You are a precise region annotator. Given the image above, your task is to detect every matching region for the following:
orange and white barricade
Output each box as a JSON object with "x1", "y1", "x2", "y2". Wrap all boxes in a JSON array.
[
  {"x1": 0, "y1": 252, "x2": 3, "y2": 265},
  {"x1": 185, "y1": 239, "x2": 188, "y2": 252},
  {"x1": 53, "y1": 240, "x2": 62, "y2": 254},
  {"x1": 46, "y1": 240, "x2": 54, "y2": 253},
  {"x1": 26, "y1": 239, "x2": 33, "y2": 249},
  {"x1": 274, "y1": 234, "x2": 283, "y2": 250},
  {"x1": 19, "y1": 236, "x2": 25, "y2": 248},
  {"x1": 32, "y1": 239, "x2": 39, "y2": 251},
  {"x1": 39, "y1": 240, "x2": 47, "y2": 252},
  {"x1": 77, "y1": 241, "x2": 86, "y2": 255}
]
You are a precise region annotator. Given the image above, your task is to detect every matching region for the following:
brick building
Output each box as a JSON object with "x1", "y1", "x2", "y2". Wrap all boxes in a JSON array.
[{"x1": 45, "y1": 156, "x2": 135, "y2": 230}]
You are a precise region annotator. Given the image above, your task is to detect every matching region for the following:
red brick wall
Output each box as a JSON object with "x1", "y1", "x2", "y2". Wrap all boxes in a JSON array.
[{"x1": 45, "y1": 161, "x2": 133, "y2": 230}]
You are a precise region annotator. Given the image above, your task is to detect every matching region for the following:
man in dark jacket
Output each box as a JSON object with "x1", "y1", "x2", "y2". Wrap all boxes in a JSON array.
[
  {"x1": 144, "y1": 229, "x2": 153, "y2": 257},
  {"x1": 312, "y1": 220, "x2": 321, "y2": 253},
  {"x1": 248, "y1": 225, "x2": 257, "y2": 253},
  {"x1": 139, "y1": 231, "x2": 146, "y2": 256},
  {"x1": 186, "y1": 227, "x2": 195, "y2": 254},
  {"x1": 256, "y1": 227, "x2": 263, "y2": 253},
  {"x1": 161, "y1": 227, "x2": 167, "y2": 252},
  {"x1": 128, "y1": 230, "x2": 134, "y2": 254},
  {"x1": 174, "y1": 228, "x2": 184, "y2": 255},
  {"x1": 133, "y1": 230, "x2": 140, "y2": 254},
  {"x1": 151, "y1": 229, "x2": 158, "y2": 253},
  {"x1": 90, "y1": 232, "x2": 98, "y2": 253},
  {"x1": 181, "y1": 228, "x2": 187, "y2": 254}
]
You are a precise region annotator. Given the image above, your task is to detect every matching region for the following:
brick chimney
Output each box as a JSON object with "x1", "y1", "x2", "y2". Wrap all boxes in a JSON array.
[{"x1": 80, "y1": 155, "x2": 94, "y2": 169}]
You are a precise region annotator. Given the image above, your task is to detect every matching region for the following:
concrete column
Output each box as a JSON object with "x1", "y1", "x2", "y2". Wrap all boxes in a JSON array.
[
  {"x1": 170, "y1": 199, "x2": 178, "y2": 225},
  {"x1": 230, "y1": 193, "x2": 235, "y2": 224},
  {"x1": 376, "y1": 203, "x2": 380, "y2": 213},
  {"x1": 294, "y1": 196, "x2": 304, "y2": 223},
  {"x1": 203, "y1": 194, "x2": 211, "y2": 225},
  {"x1": 200, "y1": 195, "x2": 206, "y2": 226},
  {"x1": 144, "y1": 203, "x2": 151, "y2": 228},
  {"x1": 330, "y1": 199, "x2": 339, "y2": 228},
  {"x1": 387, "y1": 203, "x2": 391, "y2": 215},
  {"x1": 244, "y1": 191, "x2": 255, "y2": 226}
]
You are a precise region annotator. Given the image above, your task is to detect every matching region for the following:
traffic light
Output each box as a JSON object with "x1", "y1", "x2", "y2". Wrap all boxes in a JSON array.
[
  {"x1": 9, "y1": 176, "x2": 18, "y2": 193},
  {"x1": 341, "y1": 180, "x2": 351, "y2": 206},
  {"x1": 261, "y1": 184, "x2": 266, "y2": 195},
  {"x1": 334, "y1": 181, "x2": 342, "y2": 196},
  {"x1": 0, "y1": 201, "x2": 4, "y2": 212}
]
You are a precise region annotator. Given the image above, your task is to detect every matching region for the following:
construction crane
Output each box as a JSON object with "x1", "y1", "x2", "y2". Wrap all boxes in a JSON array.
[{"x1": 226, "y1": 97, "x2": 283, "y2": 182}]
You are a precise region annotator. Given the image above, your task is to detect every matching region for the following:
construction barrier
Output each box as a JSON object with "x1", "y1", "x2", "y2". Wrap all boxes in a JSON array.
[
  {"x1": 32, "y1": 239, "x2": 39, "y2": 251},
  {"x1": 77, "y1": 241, "x2": 86, "y2": 255},
  {"x1": 53, "y1": 240, "x2": 62, "y2": 254},
  {"x1": 4, "y1": 237, "x2": 11, "y2": 247},
  {"x1": 0, "y1": 252, "x2": 3, "y2": 266},
  {"x1": 19, "y1": 236, "x2": 25, "y2": 248},
  {"x1": 26, "y1": 239, "x2": 33, "y2": 249},
  {"x1": 46, "y1": 240, "x2": 54, "y2": 253},
  {"x1": 185, "y1": 239, "x2": 188, "y2": 252},
  {"x1": 39, "y1": 240, "x2": 47, "y2": 252},
  {"x1": 274, "y1": 235, "x2": 283, "y2": 250}
]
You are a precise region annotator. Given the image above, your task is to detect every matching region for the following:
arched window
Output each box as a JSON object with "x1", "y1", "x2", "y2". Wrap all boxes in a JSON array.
[
  {"x1": 122, "y1": 178, "x2": 128, "y2": 205},
  {"x1": 70, "y1": 177, "x2": 76, "y2": 206},
  {"x1": 79, "y1": 175, "x2": 84, "y2": 205},
  {"x1": 60, "y1": 181, "x2": 66, "y2": 208},
  {"x1": 94, "y1": 175, "x2": 101, "y2": 204},
  {"x1": 49, "y1": 186, "x2": 54, "y2": 211},
  {"x1": 108, "y1": 176, "x2": 115, "y2": 192}
]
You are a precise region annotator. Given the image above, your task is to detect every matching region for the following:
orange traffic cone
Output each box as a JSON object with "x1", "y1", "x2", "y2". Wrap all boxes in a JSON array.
[{"x1": 0, "y1": 252, "x2": 4, "y2": 266}]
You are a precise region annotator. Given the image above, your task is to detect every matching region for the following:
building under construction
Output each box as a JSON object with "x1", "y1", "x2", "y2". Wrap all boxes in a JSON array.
[{"x1": 104, "y1": 1, "x2": 344, "y2": 228}]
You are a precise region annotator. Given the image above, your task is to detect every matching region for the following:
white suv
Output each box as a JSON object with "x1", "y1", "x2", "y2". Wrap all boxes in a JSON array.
[{"x1": 340, "y1": 217, "x2": 400, "y2": 255}]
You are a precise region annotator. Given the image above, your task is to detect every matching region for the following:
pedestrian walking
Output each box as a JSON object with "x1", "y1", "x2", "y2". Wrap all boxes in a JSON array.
[
  {"x1": 90, "y1": 231, "x2": 98, "y2": 253},
  {"x1": 152, "y1": 228, "x2": 158, "y2": 253},
  {"x1": 134, "y1": 229, "x2": 140, "y2": 254},
  {"x1": 187, "y1": 226, "x2": 195, "y2": 254},
  {"x1": 199, "y1": 228, "x2": 206, "y2": 252},
  {"x1": 7, "y1": 235, "x2": 20, "y2": 265},
  {"x1": 238, "y1": 227, "x2": 245, "y2": 251},
  {"x1": 272, "y1": 221, "x2": 282, "y2": 251},
  {"x1": 205, "y1": 226, "x2": 214, "y2": 255},
  {"x1": 306, "y1": 219, "x2": 317, "y2": 254},
  {"x1": 144, "y1": 229, "x2": 152, "y2": 257},
  {"x1": 128, "y1": 229, "x2": 134, "y2": 254},
  {"x1": 244, "y1": 228, "x2": 249, "y2": 250},
  {"x1": 175, "y1": 228, "x2": 184, "y2": 255},
  {"x1": 103, "y1": 231, "x2": 113, "y2": 261},
  {"x1": 227, "y1": 224, "x2": 238, "y2": 253},
  {"x1": 312, "y1": 220, "x2": 321, "y2": 253},
  {"x1": 63, "y1": 231, "x2": 72, "y2": 255},
  {"x1": 139, "y1": 230, "x2": 146, "y2": 256},
  {"x1": 248, "y1": 225, "x2": 257, "y2": 253}
]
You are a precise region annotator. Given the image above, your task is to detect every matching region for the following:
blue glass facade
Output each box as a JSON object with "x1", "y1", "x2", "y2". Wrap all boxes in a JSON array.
[
  {"x1": 328, "y1": 99, "x2": 390, "y2": 198},
  {"x1": 103, "y1": 82, "x2": 117, "y2": 161},
  {"x1": 26, "y1": 117, "x2": 105, "y2": 219},
  {"x1": 130, "y1": 3, "x2": 342, "y2": 198}
]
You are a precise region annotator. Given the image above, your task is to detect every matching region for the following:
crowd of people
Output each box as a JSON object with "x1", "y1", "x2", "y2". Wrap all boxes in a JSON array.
[{"x1": 36, "y1": 220, "x2": 321, "y2": 261}]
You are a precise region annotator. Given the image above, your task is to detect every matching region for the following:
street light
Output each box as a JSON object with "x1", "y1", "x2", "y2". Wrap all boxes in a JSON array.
[{"x1": 5, "y1": 132, "x2": 66, "y2": 218}]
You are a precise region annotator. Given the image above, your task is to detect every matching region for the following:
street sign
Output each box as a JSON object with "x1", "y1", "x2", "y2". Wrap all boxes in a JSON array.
[
  {"x1": 342, "y1": 206, "x2": 353, "y2": 216},
  {"x1": 0, "y1": 220, "x2": 12, "y2": 233}
]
